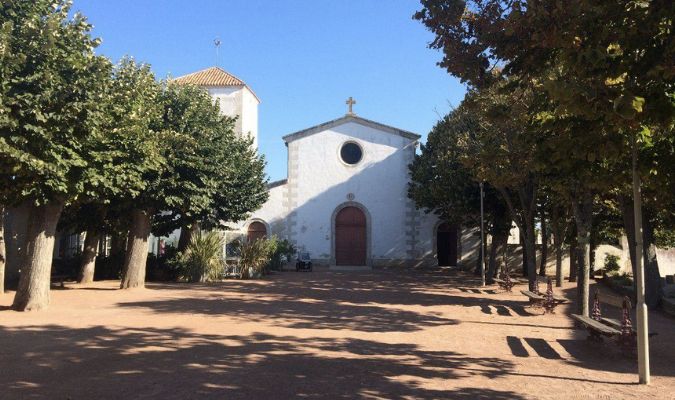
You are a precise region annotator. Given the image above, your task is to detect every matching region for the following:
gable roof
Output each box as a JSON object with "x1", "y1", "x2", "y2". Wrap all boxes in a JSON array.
[
  {"x1": 174, "y1": 66, "x2": 245, "y2": 86},
  {"x1": 282, "y1": 114, "x2": 420, "y2": 144},
  {"x1": 173, "y1": 67, "x2": 260, "y2": 102}
]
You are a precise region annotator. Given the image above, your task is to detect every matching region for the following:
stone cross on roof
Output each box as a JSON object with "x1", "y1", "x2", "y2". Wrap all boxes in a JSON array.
[{"x1": 346, "y1": 97, "x2": 356, "y2": 115}]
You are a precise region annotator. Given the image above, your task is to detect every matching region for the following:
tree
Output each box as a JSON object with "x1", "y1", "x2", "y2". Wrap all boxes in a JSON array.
[
  {"x1": 459, "y1": 84, "x2": 542, "y2": 289},
  {"x1": 56, "y1": 57, "x2": 175, "y2": 285},
  {"x1": 105, "y1": 60, "x2": 164, "y2": 290},
  {"x1": 408, "y1": 105, "x2": 510, "y2": 280},
  {"x1": 416, "y1": 1, "x2": 673, "y2": 381},
  {"x1": 549, "y1": 201, "x2": 571, "y2": 287},
  {"x1": 118, "y1": 78, "x2": 268, "y2": 289},
  {"x1": 57, "y1": 204, "x2": 108, "y2": 283},
  {"x1": 0, "y1": 0, "x2": 111, "y2": 310},
  {"x1": 415, "y1": 0, "x2": 674, "y2": 318},
  {"x1": 0, "y1": 207, "x2": 5, "y2": 293},
  {"x1": 151, "y1": 83, "x2": 268, "y2": 250}
]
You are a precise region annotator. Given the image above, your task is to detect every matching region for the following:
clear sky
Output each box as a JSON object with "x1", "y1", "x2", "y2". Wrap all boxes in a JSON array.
[{"x1": 75, "y1": 0, "x2": 466, "y2": 181}]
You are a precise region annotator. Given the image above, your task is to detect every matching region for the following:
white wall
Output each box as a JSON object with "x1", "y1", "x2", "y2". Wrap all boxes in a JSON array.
[
  {"x1": 206, "y1": 86, "x2": 259, "y2": 150},
  {"x1": 239, "y1": 183, "x2": 287, "y2": 236},
  {"x1": 289, "y1": 121, "x2": 415, "y2": 263},
  {"x1": 416, "y1": 211, "x2": 440, "y2": 260},
  {"x1": 241, "y1": 87, "x2": 259, "y2": 150}
]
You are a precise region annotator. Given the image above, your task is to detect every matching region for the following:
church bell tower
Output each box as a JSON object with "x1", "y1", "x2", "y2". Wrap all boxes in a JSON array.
[{"x1": 173, "y1": 66, "x2": 260, "y2": 150}]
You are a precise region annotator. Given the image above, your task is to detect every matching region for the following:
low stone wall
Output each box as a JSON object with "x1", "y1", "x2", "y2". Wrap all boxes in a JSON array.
[{"x1": 499, "y1": 242, "x2": 674, "y2": 279}]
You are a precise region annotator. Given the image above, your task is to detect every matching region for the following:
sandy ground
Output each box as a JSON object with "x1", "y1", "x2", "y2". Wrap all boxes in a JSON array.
[{"x1": 0, "y1": 268, "x2": 673, "y2": 400}]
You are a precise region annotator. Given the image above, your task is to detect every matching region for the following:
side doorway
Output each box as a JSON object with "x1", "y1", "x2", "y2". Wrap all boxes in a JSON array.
[{"x1": 436, "y1": 222, "x2": 458, "y2": 266}]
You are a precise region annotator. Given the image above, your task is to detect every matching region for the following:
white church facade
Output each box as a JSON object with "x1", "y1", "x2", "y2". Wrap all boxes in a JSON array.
[{"x1": 173, "y1": 67, "x2": 481, "y2": 268}]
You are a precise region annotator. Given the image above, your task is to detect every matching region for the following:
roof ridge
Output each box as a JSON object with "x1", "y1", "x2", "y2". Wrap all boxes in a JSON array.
[
  {"x1": 173, "y1": 66, "x2": 245, "y2": 86},
  {"x1": 282, "y1": 114, "x2": 420, "y2": 143},
  {"x1": 172, "y1": 66, "x2": 260, "y2": 103}
]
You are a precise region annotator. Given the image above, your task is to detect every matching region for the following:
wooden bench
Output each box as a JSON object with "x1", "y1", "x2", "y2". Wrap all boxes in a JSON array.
[
  {"x1": 493, "y1": 277, "x2": 527, "y2": 292},
  {"x1": 599, "y1": 317, "x2": 658, "y2": 338},
  {"x1": 521, "y1": 290, "x2": 566, "y2": 304},
  {"x1": 521, "y1": 290, "x2": 567, "y2": 313},
  {"x1": 572, "y1": 314, "x2": 621, "y2": 341},
  {"x1": 492, "y1": 278, "x2": 513, "y2": 291}
]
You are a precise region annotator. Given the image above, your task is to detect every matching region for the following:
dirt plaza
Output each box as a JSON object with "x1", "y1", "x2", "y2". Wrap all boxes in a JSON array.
[{"x1": 1, "y1": 268, "x2": 673, "y2": 399}]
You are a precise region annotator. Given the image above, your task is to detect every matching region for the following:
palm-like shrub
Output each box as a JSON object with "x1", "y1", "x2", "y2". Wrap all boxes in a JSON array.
[
  {"x1": 176, "y1": 231, "x2": 224, "y2": 282},
  {"x1": 269, "y1": 238, "x2": 297, "y2": 270},
  {"x1": 236, "y1": 238, "x2": 276, "y2": 279}
]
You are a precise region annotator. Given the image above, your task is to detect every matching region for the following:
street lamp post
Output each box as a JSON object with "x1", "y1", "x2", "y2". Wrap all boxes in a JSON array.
[{"x1": 631, "y1": 135, "x2": 650, "y2": 384}]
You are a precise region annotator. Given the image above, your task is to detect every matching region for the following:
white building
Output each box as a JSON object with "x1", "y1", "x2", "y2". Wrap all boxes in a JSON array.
[
  {"x1": 174, "y1": 66, "x2": 260, "y2": 149},
  {"x1": 170, "y1": 67, "x2": 480, "y2": 268}
]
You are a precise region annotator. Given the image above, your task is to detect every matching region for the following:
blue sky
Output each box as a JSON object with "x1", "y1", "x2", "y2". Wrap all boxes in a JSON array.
[{"x1": 75, "y1": 0, "x2": 466, "y2": 181}]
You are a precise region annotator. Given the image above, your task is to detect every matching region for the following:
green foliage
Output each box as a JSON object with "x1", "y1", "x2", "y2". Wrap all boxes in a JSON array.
[
  {"x1": 0, "y1": 0, "x2": 111, "y2": 206},
  {"x1": 151, "y1": 82, "x2": 269, "y2": 236},
  {"x1": 415, "y1": 0, "x2": 674, "y2": 129},
  {"x1": 234, "y1": 238, "x2": 276, "y2": 279},
  {"x1": 408, "y1": 104, "x2": 510, "y2": 235},
  {"x1": 603, "y1": 254, "x2": 621, "y2": 275},
  {"x1": 655, "y1": 228, "x2": 675, "y2": 249},
  {"x1": 610, "y1": 273, "x2": 634, "y2": 288},
  {"x1": 146, "y1": 245, "x2": 180, "y2": 282},
  {"x1": 409, "y1": 108, "x2": 479, "y2": 222},
  {"x1": 268, "y1": 237, "x2": 296, "y2": 270},
  {"x1": 106, "y1": 58, "x2": 166, "y2": 214},
  {"x1": 174, "y1": 231, "x2": 224, "y2": 283}
]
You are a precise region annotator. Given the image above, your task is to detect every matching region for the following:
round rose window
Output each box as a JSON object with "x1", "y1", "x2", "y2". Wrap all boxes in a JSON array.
[{"x1": 340, "y1": 142, "x2": 362, "y2": 165}]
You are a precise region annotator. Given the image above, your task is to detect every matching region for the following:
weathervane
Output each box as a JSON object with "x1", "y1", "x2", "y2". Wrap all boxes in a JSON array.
[{"x1": 214, "y1": 37, "x2": 222, "y2": 66}]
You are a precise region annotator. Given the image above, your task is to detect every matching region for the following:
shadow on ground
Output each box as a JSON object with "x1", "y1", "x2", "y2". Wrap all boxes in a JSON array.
[
  {"x1": 119, "y1": 269, "x2": 536, "y2": 332},
  {"x1": 0, "y1": 324, "x2": 524, "y2": 399}
]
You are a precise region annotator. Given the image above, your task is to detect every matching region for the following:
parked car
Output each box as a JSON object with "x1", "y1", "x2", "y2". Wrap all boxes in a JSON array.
[{"x1": 296, "y1": 252, "x2": 313, "y2": 272}]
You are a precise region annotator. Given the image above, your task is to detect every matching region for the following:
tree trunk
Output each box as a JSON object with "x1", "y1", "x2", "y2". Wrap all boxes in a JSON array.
[
  {"x1": 642, "y1": 211, "x2": 662, "y2": 309},
  {"x1": 5, "y1": 202, "x2": 31, "y2": 284},
  {"x1": 120, "y1": 209, "x2": 151, "y2": 289},
  {"x1": 521, "y1": 231, "x2": 528, "y2": 277},
  {"x1": 569, "y1": 237, "x2": 578, "y2": 282},
  {"x1": 0, "y1": 206, "x2": 5, "y2": 294},
  {"x1": 11, "y1": 201, "x2": 65, "y2": 311},
  {"x1": 495, "y1": 182, "x2": 537, "y2": 288},
  {"x1": 551, "y1": 206, "x2": 564, "y2": 287},
  {"x1": 573, "y1": 194, "x2": 593, "y2": 317},
  {"x1": 620, "y1": 195, "x2": 638, "y2": 292},
  {"x1": 555, "y1": 242, "x2": 563, "y2": 287},
  {"x1": 78, "y1": 230, "x2": 99, "y2": 284},
  {"x1": 539, "y1": 210, "x2": 548, "y2": 276},
  {"x1": 177, "y1": 222, "x2": 200, "y2": 252},
  {"x1": 523, "y1": 217, "x2": 537, "y2": 290},
  {"x1": 487, "y1": 213, "x2": 509, "y2": 282}
]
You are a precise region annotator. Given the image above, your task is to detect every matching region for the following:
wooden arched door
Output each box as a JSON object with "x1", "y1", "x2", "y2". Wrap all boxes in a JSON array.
[
  {"x1": 437, "y1": 222, "x2": 458, "y2": 266},
  {"x1": 247, "y1": 221, "x2": 267, "y2": 242},
  {"x1": 335, "y1": 206, "x2": 367, "y2": 266}
]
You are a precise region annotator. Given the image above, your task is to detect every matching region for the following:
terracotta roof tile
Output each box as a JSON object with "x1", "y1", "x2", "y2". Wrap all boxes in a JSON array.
[{"x1": 173, "y1": 66, "x2": 246, "y2": 87}]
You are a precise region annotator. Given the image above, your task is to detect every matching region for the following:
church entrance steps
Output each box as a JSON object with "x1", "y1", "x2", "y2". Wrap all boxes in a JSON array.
[{"x1": 330, "y1": 265, "x2": 372, "y2": 271}]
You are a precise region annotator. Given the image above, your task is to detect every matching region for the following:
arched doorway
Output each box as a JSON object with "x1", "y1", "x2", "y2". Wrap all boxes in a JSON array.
[
  {"x1": 247, "y1": 221, "x2": 267, "y2": 242},
  {"x1": 436, "y1": 222, "x2": 458, "y2": 266},
  {"x1": 335, "y1": 206, "x2": 367, "y2": 266}
]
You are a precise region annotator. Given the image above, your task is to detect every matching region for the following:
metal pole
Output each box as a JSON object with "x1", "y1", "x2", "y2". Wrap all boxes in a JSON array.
[
  {"x1": 632, "y1": 135, "x2": 650, "y2": 384},
  {"x1": 480, "y1": 181, "x2": 486, "y2": 287}
]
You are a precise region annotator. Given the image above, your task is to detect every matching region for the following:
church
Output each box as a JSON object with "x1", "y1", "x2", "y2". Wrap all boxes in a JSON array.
[{"x1": 173, "y1": 67, "x2": 480, "y2": 268}]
